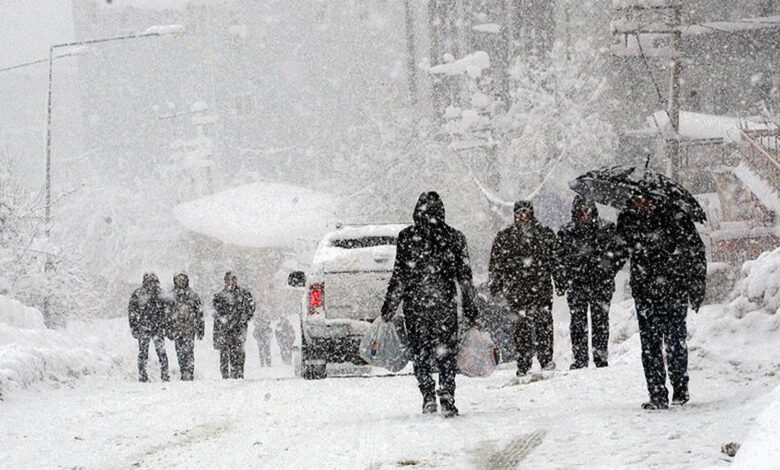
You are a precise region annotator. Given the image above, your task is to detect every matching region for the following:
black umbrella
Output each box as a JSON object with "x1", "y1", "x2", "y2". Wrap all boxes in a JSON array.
[{"x1": 569, "y1": 166, "x2": 707, "y2": 222}]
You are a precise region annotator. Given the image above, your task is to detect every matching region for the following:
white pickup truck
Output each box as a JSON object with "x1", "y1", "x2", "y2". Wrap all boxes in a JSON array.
[{"x1": 287, "y1": 224, "x2": 407, "y2": 379}]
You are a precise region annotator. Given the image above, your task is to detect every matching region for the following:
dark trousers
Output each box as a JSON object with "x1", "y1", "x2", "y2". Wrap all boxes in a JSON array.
[
  {"x1": 219, "y1": 339, "x2": 246, "y2": 379},
  {"x1": 175, "y1": 337, "x2": 195, "y2": 381},
  {"x1": 405, "y1": 315, "x2": 458, "y2": 398},
  {"x1": 635, "y1": 297, "x2": 689, "y2": 404},
  {"x1": 138, "y1": 333, "x2": 169, "y2": 382},
  {"x1": 568, "y1": 287, "x2": 612, "y2": 368},
  {"x1": 512, "y1": 301, "x2": 554, "y2": 374}
]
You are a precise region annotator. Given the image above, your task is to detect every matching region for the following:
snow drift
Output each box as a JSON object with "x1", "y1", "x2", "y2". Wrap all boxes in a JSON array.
[{"x1": 0, "y1": 296, "x2": 131, "y2": 396}]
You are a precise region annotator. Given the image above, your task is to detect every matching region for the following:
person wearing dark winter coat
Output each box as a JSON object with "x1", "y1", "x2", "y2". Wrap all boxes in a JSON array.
[
  {"x1": 617, "y1": 195, "x2": 706, "y2": 410},
  {"x1": 489, "y1": 200, "x2": 559, "y2": 377},
  {"x1": 213, "y1": 272, "x2": 256, "y2": 379},
  {"x1": 382, "y1": 192, "x2": 479, "y2": 418},
  {"x1": 128, "y1": 273, "x2": 170, "y2": 382},
  {"x1": 557, "y1": 196, "x2": 626, "y2": 369},
  {"x1": 169, "y1": 273, "x2": 204, "y2": 381}
]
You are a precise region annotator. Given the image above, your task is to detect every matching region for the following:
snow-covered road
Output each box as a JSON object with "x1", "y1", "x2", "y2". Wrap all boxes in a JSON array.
[{"x1": 1, "y1": 355, "x2": 775, "y2": 469}]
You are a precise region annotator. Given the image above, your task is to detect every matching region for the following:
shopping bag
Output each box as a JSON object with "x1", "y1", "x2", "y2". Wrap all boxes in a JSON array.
[
  {"x1": 457, "y1": 327, "x2": 500, "y2": 377},
  {"x1": 359, "y1": 318, "x2": 411, "y2": 373}
]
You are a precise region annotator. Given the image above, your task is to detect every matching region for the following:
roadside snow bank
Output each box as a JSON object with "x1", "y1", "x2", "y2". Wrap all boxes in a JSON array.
[
  {"x1": 0, "y1": 295, "x2": 46, "y2": 329},
  {"x1": 729, "y1": 247, "x2": 780, "y2": 317},
  {"x1": 731, "y1": 385, "x2": 780, "y2": 470},
  {"x1": 0, "y1": 296, "x2": 131, "y2": 395}
]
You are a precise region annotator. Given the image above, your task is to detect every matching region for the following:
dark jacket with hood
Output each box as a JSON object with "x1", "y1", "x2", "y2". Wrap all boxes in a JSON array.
[
  {"x1": 128, "y1": 274, "x2": 169, "y2": 337},
  {"x1": 489, "y1": 201, "x2": 559, "y2": 306},
  {"x1": 557, "y1": 196, "x2": 626, "y2": 295},
  {"x1": 213, "y1": 286, "x2": 255, "y2": 348},
  {"x1": 617, "y1": 203, "x2": 706, "y2": 310},
  {"x1": 381, "y1": 192, "x2": 478, "y2": 324}
]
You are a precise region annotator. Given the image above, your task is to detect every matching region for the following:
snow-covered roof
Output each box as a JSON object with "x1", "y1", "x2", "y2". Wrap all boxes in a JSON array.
[
  {"x1": 173, "y1": 182, "x2": 337, "y2": 249},
  {"x1": 326, "y1": 224, "x2": 407, "y2": 241},
  {"x1": 651, "y1": 111, "x2": 777, "y2": 143},
  {"x1": 683, "y1": 15, "x2": 780, "y2": 36},
  {"x1": 429, "y1": 51, "x2": 490, "y2": 79}
]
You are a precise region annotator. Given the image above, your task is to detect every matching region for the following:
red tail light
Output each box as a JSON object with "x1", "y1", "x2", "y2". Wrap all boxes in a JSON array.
[{"x1": 308, "y1": 282, "x2": 324, "y2": 315}]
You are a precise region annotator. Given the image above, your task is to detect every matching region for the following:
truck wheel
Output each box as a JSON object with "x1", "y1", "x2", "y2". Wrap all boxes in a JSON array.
[
  {"x1": 303, "y1": 362, "x2": 327, "y2": 380},
  {"x1": 301, "y1": 329, "x2": 327, "y2": 380}
]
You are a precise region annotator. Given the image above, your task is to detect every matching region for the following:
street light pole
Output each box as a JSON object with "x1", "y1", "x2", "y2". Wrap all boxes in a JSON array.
[
  {"x1": 45, "y1": 45, "x2": 54, "y2": 236},
  {"x1": 41, "y1": 26, "x2": 184, "y2": 322}
]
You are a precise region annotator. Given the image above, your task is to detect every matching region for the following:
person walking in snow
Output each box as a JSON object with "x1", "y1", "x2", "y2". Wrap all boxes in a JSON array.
[
  {"x1": 381, "y1": 191, "x2": 479, "y2": 418},
  {"x1": 275, "y1": 316, "x2": 295, "y2": 365},
  {"x1": 489, "y1": 200, "x2": 560, "y2": 377},
  {"x1": 617, "y1": 195, "x2": 706, "y2": 409},
  {"x1": 557, "y1": 196, "x2": 626, "y2": 369},
  {"x1": 128, "y1": 273, "x2": 170, "y2": 382},
  {"x1": 169, "y1": 273, "x2": 204, "y2": 381},
  {"x1": 213, "y1": 272, "x2": 256, "y2": 379},
  {"x1": 253, "y1": 308, "x2": 273, "y2": 367}
]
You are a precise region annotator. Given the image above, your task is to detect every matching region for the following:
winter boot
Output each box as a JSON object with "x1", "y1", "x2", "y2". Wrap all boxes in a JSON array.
[
  {"x1": 422, "y1": 392, "x2": 438, "y2": 415},
  {"x1": 641, "y1": 399, "x2": 669, "y2": 410},
  {"x1": 438, "y1": 391, "x2": 458, "y2": 418},
  {"x1": 569, "y1": 362, "x2": 587, "y2": 370},
  {"x1": 672, "y1": 389, "x2": 690, "y2": 406},
  {"x1": 542, "y1": 361, "x2": 556, "y2": 371}
]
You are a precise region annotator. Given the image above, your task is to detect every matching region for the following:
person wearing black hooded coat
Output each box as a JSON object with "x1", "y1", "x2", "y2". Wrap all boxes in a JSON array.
[
  {"x1": 128, "y1": 273, "x2": 170, "y2": 382},
  {"x1": 489, "y1": 200, "x2": 560, "y2": 377},
  {"x1": 557, "y1": 196, "x2": 626, "y2": 369},
  {"x1": 617, "y1": 195, "x2": 706, "y2": 409},
  {"x1": 381, "y1": 192, "x2": 479, "y2": 418}
]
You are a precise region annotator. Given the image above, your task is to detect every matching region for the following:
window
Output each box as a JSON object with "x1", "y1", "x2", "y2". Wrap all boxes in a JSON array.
[{"x1": 330, "y1": 237, "x2": 397, "y2": 249}]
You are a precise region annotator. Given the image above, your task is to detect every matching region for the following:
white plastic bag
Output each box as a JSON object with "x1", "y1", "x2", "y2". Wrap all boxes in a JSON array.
[
  {"x1": 359, "y1": 318, "x2": 411, "y2": 373},
  {"x1": 457, "y1": 327, "x2": 500, "y2": 377}
]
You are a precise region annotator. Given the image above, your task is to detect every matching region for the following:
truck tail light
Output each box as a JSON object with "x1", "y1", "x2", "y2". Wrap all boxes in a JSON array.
[{"x1": 308, "y1": 282, "x2": 324, "y2": 315}]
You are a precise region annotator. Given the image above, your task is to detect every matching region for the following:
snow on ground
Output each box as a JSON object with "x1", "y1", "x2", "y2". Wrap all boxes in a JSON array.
[
  {"x1": 730, "y1": 384, "x2": 780, "y2": 470},
  {"x1": 0, "y1": 253, "x2": 779, "y2": 468}
]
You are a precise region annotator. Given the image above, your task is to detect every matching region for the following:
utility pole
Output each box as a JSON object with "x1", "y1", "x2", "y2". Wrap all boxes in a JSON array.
[
  {"x1": 612, "y1": 0, "x2": 683, "y2": 180},
  {"x1": 667, "y1": 3, "x2": 682, "y2": 180},
  {"x1": 404, "y1": 0, "x2": 418, "y2": 106}
]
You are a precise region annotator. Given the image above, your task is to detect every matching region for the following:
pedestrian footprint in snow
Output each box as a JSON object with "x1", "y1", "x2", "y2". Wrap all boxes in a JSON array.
[
  {"x1": 617, "y1": 195, "x2": 706, "y2": 410},
  {"x1": 168, "y1": 273, "x2": 204, "y2": 381},
  {"x1": 213, "y1": 272, "x2": 256, "y2": 379},
  {"x1": 557, "y1": 196, "x2": 626, "y2": 369},
  {"x1": 489, "y1": 200, "x2": 560, "y2": 378},
  {"x1": 128, "y1": 273, "x2": 170, "y2": 382},
  {"x1": 381, "y1": 191, "x2": 480, "y2": 418}
]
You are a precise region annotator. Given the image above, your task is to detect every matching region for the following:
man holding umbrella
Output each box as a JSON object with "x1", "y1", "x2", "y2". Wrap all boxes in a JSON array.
[{"x1": 570, "y1": 167, "x2": 707, "y2": 409}]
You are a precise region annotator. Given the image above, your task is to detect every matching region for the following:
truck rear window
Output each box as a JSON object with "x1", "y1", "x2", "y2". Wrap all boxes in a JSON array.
[{"x1": 330, "y1": 236, "x2": 397, "y2": 249}]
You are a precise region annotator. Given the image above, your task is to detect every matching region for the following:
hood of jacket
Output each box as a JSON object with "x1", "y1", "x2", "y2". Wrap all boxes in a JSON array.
[{"x1": 413, "y1": 191, "x2": 446, "y2": 232}]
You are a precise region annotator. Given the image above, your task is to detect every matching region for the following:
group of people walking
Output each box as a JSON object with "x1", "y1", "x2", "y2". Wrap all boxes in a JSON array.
[
  {"x1": 128, "y1": 188, "x2": 706, "y2": 416},
  {"x1": 128, "y1": 271, "x2": 258, "y2": 381},
  {"x1": 381, "y1": 191, "x2": 705, "y2": 417}
]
